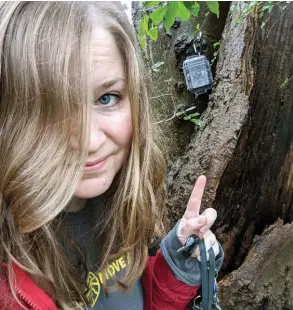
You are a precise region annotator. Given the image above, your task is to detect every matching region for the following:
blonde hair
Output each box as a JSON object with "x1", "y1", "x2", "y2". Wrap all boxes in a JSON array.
[{"x1": 0, "y1": 2, "x2": 166, "y2": 309}]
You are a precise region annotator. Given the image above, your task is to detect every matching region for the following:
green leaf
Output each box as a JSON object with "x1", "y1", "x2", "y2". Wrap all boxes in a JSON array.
[
  {"x1": 280, "y1": 78, "x2": 289, "y2": 89},
  {"x1": 183, "y1": 115, "x2": 191, "y2": 120},
  {"x1": 139, "y1": 34, "x2": 146, "y2": 50},
  {"x1": 177, "y1": 1, "x2": 191, "y2": 21},
  {"x1": 189, "y1": 113, "x2": 200, "y2": 118},
  {"x1": 191, "y1": 2, "x2": 200, "y2": 17},
  {"x1": 190, "y1": 118, "x2": 203, "y2": 126},
  {"x1": 144, "y1": 1, "x2": 160, "y2": 8},
  {"x1": 139, "y1": 18, "x2": 145, "y2": 35},
  {"x1": 196, "y1": 23, "x2": 200, "y2": 30},
  {"x1": 262, "y1": 4, "x2": 272, "y2": 11},
  {"x1": 175, "y1": 111, "x2": 184, "y2": 117},
  {"x1": 150, "y1": 6, "x2": 168, "y2": 25},
  {"x1": 206, "y1": 1, "x2": 219, "y2": 18},
  {"x1": 163, "y1": 2, "x2": 178, "y2": 30},
  {"x1": 183, "y1": 1, "x2": 194, "y2": 10},
  {"x1": 143, "y1": 15, "x2": 149, "y2": 33},
  {"x1": 148, "y1": 26, "x2": 159, "y2": 40},
  {"x1": 213, "y1": 41, "x2": 220, "y2": 48}
]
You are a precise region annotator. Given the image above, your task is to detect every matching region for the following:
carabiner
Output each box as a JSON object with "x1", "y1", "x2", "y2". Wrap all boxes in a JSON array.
[{"x1": 192, "y1": 295, "x2": 203, "y2": 310}]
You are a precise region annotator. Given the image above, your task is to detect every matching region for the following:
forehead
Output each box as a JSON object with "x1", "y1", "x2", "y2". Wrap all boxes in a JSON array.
[{"x1": 91, "y1": 28, "x2": 125, "y2": 83}]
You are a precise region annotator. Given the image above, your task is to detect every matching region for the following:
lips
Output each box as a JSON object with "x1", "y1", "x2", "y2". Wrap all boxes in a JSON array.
[
  {"x1": 84, "y1": 156, "x2": 108, "y2": 174},
  {"x1": 86, "y1": 157, "x2": 106, "y2": 167}
]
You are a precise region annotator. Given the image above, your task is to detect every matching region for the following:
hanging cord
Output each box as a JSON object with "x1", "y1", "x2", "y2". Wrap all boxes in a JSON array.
[{"x1": 177, "y1": 235, "x2": 221, "y2": 310}]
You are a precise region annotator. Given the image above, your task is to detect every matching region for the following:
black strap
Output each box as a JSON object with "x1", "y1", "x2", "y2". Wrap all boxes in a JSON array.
[
  {"x1": 208, "y1": 248, "x2": 216, "y2": 308},
  {"x1": 199, "y1": 239, "x2": 216, "y2": 310},
  {"x1": 177, "y1": 235, "x2": 220, "y2": 310}
]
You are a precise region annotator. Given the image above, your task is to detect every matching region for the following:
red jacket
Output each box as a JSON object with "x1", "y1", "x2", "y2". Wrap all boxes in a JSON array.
[{"x1": 0, "y1": 250, "x2": 199, "y2": 310}]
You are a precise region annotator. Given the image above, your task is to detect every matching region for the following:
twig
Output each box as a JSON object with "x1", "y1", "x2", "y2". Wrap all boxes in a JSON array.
[
  {"x1": 199, "y1": 11, "x2": 210, "y2": 31},
  {"x1": 150, "y1": 93, "x2": 173, "y2": 100}
]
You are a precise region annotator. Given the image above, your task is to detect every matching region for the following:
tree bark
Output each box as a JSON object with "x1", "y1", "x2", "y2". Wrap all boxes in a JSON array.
[
  {"x1": 134, "y1": 1, "x2": 293, "y2": 309},
  {"x1": 166, "y1": 2, "x2": 293, "y2": 309},
  {"x1": 214, "y1": 1, "x2": 293, "y2": 272},
  {"x1": 220, "y1": 219, "x2": 293, "y2": 310}
]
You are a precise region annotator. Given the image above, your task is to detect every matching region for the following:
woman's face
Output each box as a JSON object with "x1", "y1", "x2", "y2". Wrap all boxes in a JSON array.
[{"x1": 74, "y1": 28, "x2": 132, "y2": 199}]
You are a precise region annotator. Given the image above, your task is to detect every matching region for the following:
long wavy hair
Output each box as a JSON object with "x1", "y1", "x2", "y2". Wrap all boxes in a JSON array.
[{"x1": 0, "y1": 2, "x2": 166, "y2": 309}]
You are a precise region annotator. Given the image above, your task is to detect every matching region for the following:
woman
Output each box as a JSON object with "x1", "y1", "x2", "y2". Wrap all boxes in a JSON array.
[{"x1": 0, "y1": 2, "x2": 223, "y2": 309}]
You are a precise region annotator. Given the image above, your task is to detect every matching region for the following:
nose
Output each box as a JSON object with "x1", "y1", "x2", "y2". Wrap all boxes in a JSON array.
[{"x1": 88, "y1": 118, "x2": 107, "y2": 154}]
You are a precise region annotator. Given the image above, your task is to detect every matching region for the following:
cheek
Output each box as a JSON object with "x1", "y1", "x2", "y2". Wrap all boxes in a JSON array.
[
  {"x1": 109, "y1": 103, "x2": 133, "y2": 150},
  {"x1": 118, "y1": 119, "x2": 132, "y2": 148}
]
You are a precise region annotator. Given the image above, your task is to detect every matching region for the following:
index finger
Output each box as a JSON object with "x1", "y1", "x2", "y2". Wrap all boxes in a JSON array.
[{"x1": 183, "y1": 175, "x2": 206, "y2": 220}]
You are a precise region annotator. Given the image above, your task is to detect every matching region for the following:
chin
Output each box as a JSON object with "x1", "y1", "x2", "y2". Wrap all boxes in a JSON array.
[{"x1": 74, "y1": 175, "x2": 113, "y2": 199}]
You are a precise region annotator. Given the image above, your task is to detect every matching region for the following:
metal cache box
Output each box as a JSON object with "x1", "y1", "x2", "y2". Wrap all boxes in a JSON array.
[{"x1": 183, "y1": 55, "x2": 213, "y2": 95}]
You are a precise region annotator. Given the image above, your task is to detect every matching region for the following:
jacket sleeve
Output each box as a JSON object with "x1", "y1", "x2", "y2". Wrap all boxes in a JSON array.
[
  {"x1": 0, "y1": 274, "x2": 29, "y2": 310},
  {"x1": 141, "y1": 249, "x2": 199, "y2": 310},
  {"x1": 141, "y1": 222, "x2": 224, "y2": 310},
  {"x1": 160, "y1": 222, "x2": 224, "y2": 287}
]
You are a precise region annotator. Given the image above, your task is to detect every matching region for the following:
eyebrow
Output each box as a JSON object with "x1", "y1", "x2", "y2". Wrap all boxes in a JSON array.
[{"x1": 99, "y1": 78, "x2": 126, "y2": 89}]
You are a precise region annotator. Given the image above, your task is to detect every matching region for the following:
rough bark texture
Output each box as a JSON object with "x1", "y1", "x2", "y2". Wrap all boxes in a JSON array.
[
  {"x1": 214, "y1": 1, "x2": 293, "y2": 272},
  {"x1": 219, "y1": 219, "x2": 293, "y2": 310},
  {"x1": 166, "y1": 2, "x2": 293, "y2": 308},
  {"x1": 166, "y1": 4, "x2": 254, "y2": 228},
  {"x1": 134, "y1": 1, "x2": 293, "y2": 309}
]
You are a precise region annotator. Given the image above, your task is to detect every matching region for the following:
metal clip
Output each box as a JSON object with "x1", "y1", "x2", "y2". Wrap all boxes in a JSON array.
[
  {"x1": 177, "y1": 234, "x2": 199, "y2": 258},
  {"x1": 192, "y1": 295, "x2": 203, "y2": 310},
  {"x1": 212, "y1": 278, "x2": 222, "y2": 309},
  {"x1": 193, "y1": 31, "x2": 203, "y2": 56}
]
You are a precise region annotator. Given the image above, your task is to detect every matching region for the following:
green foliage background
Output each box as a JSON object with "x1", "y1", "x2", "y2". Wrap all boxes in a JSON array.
[{"x1": 138, "y1": 1, "x2": 220, "y2": 50}]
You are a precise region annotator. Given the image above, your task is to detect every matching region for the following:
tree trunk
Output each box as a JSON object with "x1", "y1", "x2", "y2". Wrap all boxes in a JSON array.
[
  {"x1": 134, "y1": 1, "x2": 293, "y2": 309},
  {"x1": 165, "y1": 2, "x2": 293, "y2": 309},
  {"x1": 214, "y1": 1, "x2": 293, "y2": 272},
  {"x1": 215, "y1": 2, "x2": 293, "y2": 309},
  {"x1": 220, "y1": 219, "x2": 293, "y2": 310}
]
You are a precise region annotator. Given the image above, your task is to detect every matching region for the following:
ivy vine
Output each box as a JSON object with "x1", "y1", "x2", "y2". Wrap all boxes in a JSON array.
[{"x1": 138, "y1": 1, "x2": 220, "y2": 50}]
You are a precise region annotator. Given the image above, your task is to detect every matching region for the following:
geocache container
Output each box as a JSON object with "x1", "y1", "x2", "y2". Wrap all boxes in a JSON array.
[{"x1": 183, "y1": 55, "x2": 213, "y2": 95}]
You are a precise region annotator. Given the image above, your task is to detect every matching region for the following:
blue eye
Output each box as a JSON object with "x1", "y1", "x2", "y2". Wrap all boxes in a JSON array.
[{"x1": 95, "y1": 93, "x2": 120, "y2": 107}]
